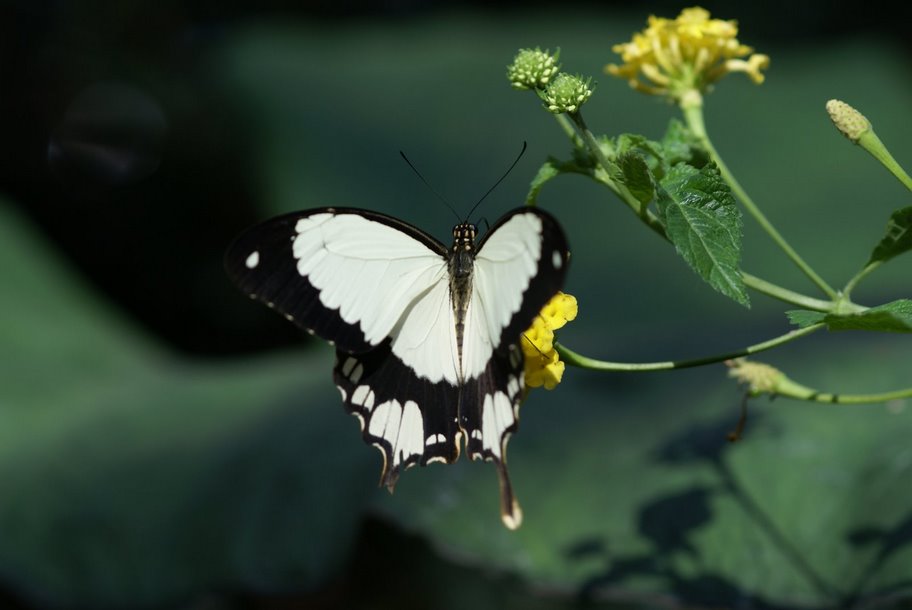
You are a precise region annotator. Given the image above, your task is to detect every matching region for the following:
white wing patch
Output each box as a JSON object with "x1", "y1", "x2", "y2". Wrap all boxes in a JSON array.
[
  {"x1": 390, "y1": 276, "x2": 460, "y2": 384},
  {"x1": 292, "y1": 213, "x2": 447, "y2": 346},
  {"x1": 463, "y1": 213, "x2": 543, "y2": 380},
  {"x1": 480, "y1": 392, "x2": 516, "y2": 459},
  {"x1": 369, "y1": 399, "x2": 425, "y2": 467}
]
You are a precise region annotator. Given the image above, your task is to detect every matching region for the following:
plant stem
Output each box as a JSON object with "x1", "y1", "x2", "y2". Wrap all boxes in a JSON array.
[
  {"x1": 778, "y1": 383, "x2": 912, "y2": 405},
  {"x1": 553, "y1": 113, "x2": 583, "y2": 147},
  {"x1": 741, "y1": 272, "x2": 862, "y2": 312},
  {"x1": 556, "y1": 324, "x2": 823, "y2": 372},
  {"x1": 680, "y1": 97, "x2": 839, "y2": 300},
  {"x1": 859, "y1": 131, "x2": 912, "y2": 193},
  {"x1": 843, "y1": 261, "x2": 882, "y2": 298}
]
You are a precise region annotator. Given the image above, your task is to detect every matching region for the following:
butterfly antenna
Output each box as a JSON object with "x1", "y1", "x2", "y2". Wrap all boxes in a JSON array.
[
  {"x1": 467, "y1": 141, "x2": 527, "y2": 222},
  {"x1": 399, "y1": 151, "x2": 461, "y2": 222}
]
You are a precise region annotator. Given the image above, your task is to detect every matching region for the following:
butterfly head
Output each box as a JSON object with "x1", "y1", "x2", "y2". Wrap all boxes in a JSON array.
[{"x1": 451, "y1": 222, "x2": 477, "y2": 253}]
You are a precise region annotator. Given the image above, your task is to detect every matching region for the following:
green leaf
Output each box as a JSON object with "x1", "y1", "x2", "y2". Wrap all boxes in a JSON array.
[
  {"x1": 789, "y1": 300, "x2": 912, "y2": 333},
  {"x1": 786, "y1": 309, "x2": 827, "y2": 328},
  {"x1": 525, "y1": 158, "x2": 563, "y2": 205},
  {"x1": 616, "y1": 133, "x2": 663, "y2": 159},
  {"x1": 657, "y1": 163, "x2": 749, "y2": 306},
  {"x1": 660, "y1": 118, "x2": 710, "y2": 169},
  {"x1": 868, "y1": 206, "x2": 912, "y2": 265},
  {"x1": 525, "y1": 157, "x2": 604, "y2": 204},
  {"x1": 617, "y1": 151, "x2": 655, "y2": 205}
]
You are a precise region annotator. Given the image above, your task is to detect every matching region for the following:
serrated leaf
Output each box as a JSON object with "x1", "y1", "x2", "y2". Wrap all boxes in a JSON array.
[
  {"x1": 525, "y1": 157, "x2": 606, "y2": 204},
  {"x1": 868, "y1": 206, "x2": 912, "y2": 265},
  {"x1": 616, "y1": 133, "x2": 663, "y2": 159},
  {"x1": 618, "y1": 151, "x2": 655, "y2": 204},
  {"x1": 660, "y1": 118, "x2": 710, "y2": 169},
  {"x1": 657, "y1": 164, "x2": 748, "y2": 306},
  {"x1": 788, "y1": 300, "x2": 912, "y2": 332},
  {"x1": 525, "y1": 158, "x2": 563, "y2": 205},
  {"x1": 786, "y1": 309, "x2": 828, "y2": 328}
]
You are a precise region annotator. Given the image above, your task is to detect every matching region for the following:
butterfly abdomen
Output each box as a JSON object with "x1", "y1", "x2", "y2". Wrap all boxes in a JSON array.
[{"x1": 449, "y1": 222, "x2": 477, "y2": 382}]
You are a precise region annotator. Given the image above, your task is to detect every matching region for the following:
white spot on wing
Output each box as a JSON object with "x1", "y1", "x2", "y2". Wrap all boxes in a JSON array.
[
  {"x1": 368, "y1": 399, "x2": 425, "y2": 467},
  {"x1": 507, "y1": 375, "x2": 520, "y2": 398},
  {"x1": 352, "y1": 385, "x2": 371, "y2": 406},
  {"x1": 245, "y1": 251, "x2": 260, "y2": 269},
  {"x1": 351, "y1": 363, "x2": 364, "y2": 384},
  {"x1": 481, "y1": 392, "x2": 515, "y2": 459},
  {"x1": 342, "y1": 357, "x2": 357, "y2": 376},
  {"x1": 337, "y1": 386, "x2": 347, "y2": 402},
  {"x1": 552, "y1": 249, "x2": 562, "y2": 269},
  {"x1": 425, "y1": 433, "x2": 446, "y2": 446}
]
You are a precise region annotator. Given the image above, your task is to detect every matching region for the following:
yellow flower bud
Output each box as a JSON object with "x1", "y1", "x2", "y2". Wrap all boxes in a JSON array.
[{"x1": 826, "y1": 99, "x2": 871, "y2": 143}]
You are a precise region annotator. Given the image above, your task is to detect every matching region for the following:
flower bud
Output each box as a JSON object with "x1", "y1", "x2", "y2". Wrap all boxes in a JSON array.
[
  {"x1": 826, "y1": 99, "x2": 871, "y2": 143},
  {"x1": 507, "y1": 48, "x2": 560, "y2": 90},
  {"x1": 541, "y1": 73, "x2": 593, "y2": 114}
]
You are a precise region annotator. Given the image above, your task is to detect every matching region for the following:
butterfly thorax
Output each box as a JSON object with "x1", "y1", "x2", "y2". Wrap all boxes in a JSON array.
[{"x1": 448, "y1": 222, "x2": 477, "y2": 380}]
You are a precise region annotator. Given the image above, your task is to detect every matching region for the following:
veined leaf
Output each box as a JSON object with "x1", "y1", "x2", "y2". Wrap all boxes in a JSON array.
[
  {"x1": 786, "y1": 309, "x2": 827, "y2": 328},
  {"x1": 868, "y1": 206, "x2": 912, "y2": 265},
  {"x1": 525, "y1": 158, "x2": 563, "y2": 205},
  {"x1": 660, "y1": 119, "x2": 710, "y2": 169},
  {"x1": 657, "y1": 164, "x2": 748, "y2": 306},
  {"x1": 788, "y1": 300, "x2": 912, "y2": 333},
  {"x1": 618, "y1": 151, "x2": 655, "y2": 205}
]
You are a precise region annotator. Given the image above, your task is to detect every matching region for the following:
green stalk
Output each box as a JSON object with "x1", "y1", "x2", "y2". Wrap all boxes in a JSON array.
[
  {"x1": 842, "y1": 261, "x2": 882, "y2": 298},
  {"x1": 555, "y1": 323, "x2": 823, "y2": 372},
  {"x1": 680, "y1": 97, "x2": 839, "y2": 300},
  {"x1": 741, "y1": 272, "x2": 845, "y2": 311},
  {"x1": 859, "y1": 131, "x2": 912, "y2": 193}
]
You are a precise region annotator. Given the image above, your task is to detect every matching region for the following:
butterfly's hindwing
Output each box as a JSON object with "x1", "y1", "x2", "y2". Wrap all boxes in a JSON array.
[
  {"x1": 460, "y1": 341, "x2": 526, "y2": 528},
  {"x1": 334, "y1": 343, "x2": 461, "y2": 490}
]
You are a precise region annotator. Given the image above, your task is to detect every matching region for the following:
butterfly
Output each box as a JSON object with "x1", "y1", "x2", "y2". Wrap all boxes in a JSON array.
[{"x1": 224, "y1": 206, "x2": 569, "y2": 528}]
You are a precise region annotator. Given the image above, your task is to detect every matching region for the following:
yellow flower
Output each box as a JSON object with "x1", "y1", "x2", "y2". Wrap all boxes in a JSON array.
[
  {"x1": 606, "y1": 7, "x2": 770, "y2": 101},
  {"x1": 522, "y1": 292, "x2": 577, "y2": 390}
]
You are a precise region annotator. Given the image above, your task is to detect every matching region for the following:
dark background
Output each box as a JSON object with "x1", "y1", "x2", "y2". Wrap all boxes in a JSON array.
[{"x1": 1, "y1": 1, "x2": 912, "y2": 609}]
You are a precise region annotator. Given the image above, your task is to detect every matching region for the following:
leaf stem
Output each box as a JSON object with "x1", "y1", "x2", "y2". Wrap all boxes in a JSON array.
[
  {"x1": 553, "y1": 113, "x2": 583, "y2": 147},
  {"x1": 680, "y1": 96, "x2": 839, "y2": 300},
  {"x1": 556, "y1": 323, "x2": 824, "y2": 372},
  {"x1": 774, "y1": 375, "x2": 912, "y2": 405},
  {"x1": 859, "y1": 131, "x2": 912, "y2": 193},
  {"x1": 842, "y1": 261, "x2": 882, "y2": 298},
  {"x1": 741, "y1": 272, "x2": 850, "y2": 311}
]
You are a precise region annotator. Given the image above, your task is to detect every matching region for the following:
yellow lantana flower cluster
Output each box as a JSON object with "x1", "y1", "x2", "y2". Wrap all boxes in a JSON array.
[
  {"x1": 522, "y1": 292, "x2": 578, "y2": 390},
  {"x1": 606, "y1": 7, "x2": 769, "y2": 101}
]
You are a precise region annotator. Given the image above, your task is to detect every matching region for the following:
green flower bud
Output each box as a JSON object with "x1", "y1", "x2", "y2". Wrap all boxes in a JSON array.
[
  {"x1": 541, "y1": 73, "x2": 593, "y2": 114},
  {"x1": 727, "y1": 358, "x2": 784, "y2": 395},
  {"x1": 507, "y1": 48, "x2": 560, "y2": 90},
  {"x1": 826, "y1": 99, "x2": 871, "y2": 143}
]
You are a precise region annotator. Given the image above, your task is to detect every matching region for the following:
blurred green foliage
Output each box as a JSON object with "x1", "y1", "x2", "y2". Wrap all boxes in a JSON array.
[{"x1": 2, "y1": 8, "x2": 912, "y2": 610}]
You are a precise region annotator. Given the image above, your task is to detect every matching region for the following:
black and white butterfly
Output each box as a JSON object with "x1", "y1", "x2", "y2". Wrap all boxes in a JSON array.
[{"x1": 225, "y1": 206, "x2": 569, "y2": 528}]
